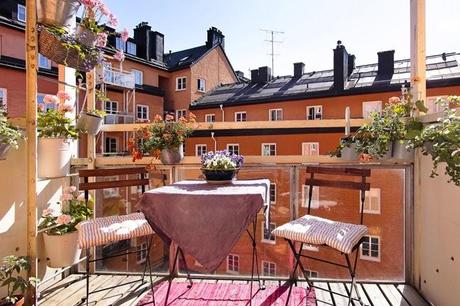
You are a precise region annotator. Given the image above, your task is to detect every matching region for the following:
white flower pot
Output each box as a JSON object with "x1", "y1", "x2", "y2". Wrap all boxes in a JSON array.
[
  {"x1": 160, "y1": 144, "x2": 184, "y2": 165},
  {"x1": 43, "y1": 231, "x2": 81, "y2": 268},
  {"x1": 38, "y1": 137, "x2": 72, "y2": 178},
  {"x1": 76, "y1": 112, "x2": 104, "y2": 135},
  {"x1": 37, "y1": 0, "x2": 81, "y2": 28}
]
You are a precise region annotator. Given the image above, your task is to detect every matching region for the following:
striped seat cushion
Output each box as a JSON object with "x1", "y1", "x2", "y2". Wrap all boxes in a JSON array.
[
  {"x1": 272, "y1": 215, "x2": 368, "y2": 254},
  {"x1": 77, "y1": 212, "x2": 154, "y2": 249}
]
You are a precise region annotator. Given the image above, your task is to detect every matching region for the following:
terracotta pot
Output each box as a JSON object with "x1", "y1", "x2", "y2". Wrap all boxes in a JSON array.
[
  {"x1": 0, "y1": 142, "x2": 11, "y2": 160},
  {"x1": 76, "y1": 112, "x2": 104, "y2": 135},
  {"x1": 37, "y1": 0, "x2": 81, "y2": 28},
  {"x1": 38, "y1": 137, "x2": 72, "y2": 178},
  {"x1": 160, "y1": 144, "x2": 184, "y2": 165},
  {"x1": 392, "y1": 140, "x2": 414, "y2": 160},
  {"x1": 43, "y1": 231, "x2": 81, "y2": 268},
  {"x1": 76, "y1": 25, "x2": 97, "y2": 48}
]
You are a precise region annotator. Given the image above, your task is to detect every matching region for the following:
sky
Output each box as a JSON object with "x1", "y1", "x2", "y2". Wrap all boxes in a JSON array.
[{"x1": 104, "y1": 0, "x2": 460, "y2": 77}]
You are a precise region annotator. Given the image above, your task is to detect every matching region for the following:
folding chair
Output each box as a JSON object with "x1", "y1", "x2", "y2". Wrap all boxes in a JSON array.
[
  {"x1": 77, "y1": 167, "x2": 167, "y2": 305},
  {"x1": 272, "y1": 166, "x2": 370, "y2": 305}
]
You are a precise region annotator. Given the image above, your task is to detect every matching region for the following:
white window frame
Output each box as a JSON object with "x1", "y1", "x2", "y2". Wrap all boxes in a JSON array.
[
  {"x1": 262, "y1": 261, "x2": 276, "y2": 277},
  {"x1": 227, "y1": 144, "x2": 240, "y2": 155},
  {"x1": 235, "y1": 111, "x2": 247, "y2": 122},
  {"x1": 269, "y1": 183, "x2": 276, "y2": 205},
  {"x1": 115, "y1": 36, "x2": 125, "y2": 51},
  {"x1": 301, "y1": 185, "x2": 320, "y2": 209},
  {"x1": 302, "y1": 142, "x2": 320, "y2": 156},
  {"x1": 103, "y1": 176, "x2": 120, "y2": 198},
  {"x1": 227, "y1": 254, "x2": 239, "y2": 274},
  {"x1": 269, "y1": 108, "x2": 283, "y2": 121},
  {"x1": 306, "y1": 105, "x2": 323, "y2": 120},
  {"x1": 104, "y1": 100, "x2": 118, "y2": 114},
  {"x1": 17, "y1": 4, "x2": 26, "y2": 22},
  {"x1": 0, "y1": 88, "x2": 7, "y2": 110},
  {"x1": 195, "y1": 144, "x2": 207, "y2": 156},
  {"x1": 360, "y1": 235, "x2": 381, "y2": 262},
  {"x1": 105, "y1": 137, "x2": 118, "y2": 154},
  {"x1": 360, "y1": 188, "x2": 381, "y2": 214},
  {"x1": 176, "y1": 109, "x2": 186, "y2": 120},
  {"x1": 132, "y1": 69, "x2": 143, "y2": 85},
  {"x1": 176, "y1": 76, "x2": 187, "y2": 91},
  {"x1": 261, "y1": 143, "x2": 276, "y2": 156},
  {"x1": 205, "y1": 113, "x2": 216, "y2": 123},
  {"x1": 362, "y1": 101, "x2": 382, "y2": 118},
  {"x1": 304, "y1": 270, "x2": 319, "y2": 278},
  {"x1": 38, "y1": 54, "x2": 51, "y2": 69},
  {"x1": 197, "y1": 78, "x2": 206, "y2": 92},
  {"x1": 135, "y1": 238, "x2": 148, "y2": 264},
  {"x1": 136, "y1": 104, "x2": 149, "y2": 121},
  {"x1": 126, "y1": 41, "x2": 137, "y2": 55},
  {"x1": 261, "y1": 222, "x2": 276, "y2": 244}
]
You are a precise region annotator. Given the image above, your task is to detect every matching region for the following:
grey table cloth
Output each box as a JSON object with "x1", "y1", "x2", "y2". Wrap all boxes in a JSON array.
[{"x1": 138, "y1": 179, "x2": 270, "y2": 272}]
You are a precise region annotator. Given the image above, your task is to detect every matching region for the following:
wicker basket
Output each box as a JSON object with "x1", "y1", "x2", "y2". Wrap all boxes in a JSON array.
[
  {"x1": 38, "y1": 27, "x2": 99, "y2": 72},
  {"x1": 76, "y1": 25, "x2": 97, "y2": 48}
]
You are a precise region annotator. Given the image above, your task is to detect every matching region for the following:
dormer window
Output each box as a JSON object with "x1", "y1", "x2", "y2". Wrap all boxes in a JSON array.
[
  {"x1": 126, "y1": 42, "x2": 136, "y2": 55},
  {"x1": 17, "y1": 4, "x2": 26, "y2": 22}
]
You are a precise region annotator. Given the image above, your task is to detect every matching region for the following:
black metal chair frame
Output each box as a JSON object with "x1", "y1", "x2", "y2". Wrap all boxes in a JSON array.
[
  {"x1": 285, "y1": 166, "x2": 371, "y2": 306},
  {"x1": 78, "y1": 167, "x2": 167, "y2": 306}
]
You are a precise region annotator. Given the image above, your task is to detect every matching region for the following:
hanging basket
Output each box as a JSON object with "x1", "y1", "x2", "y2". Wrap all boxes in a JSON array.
[
  {"x1": 37, "y1": 0, "x2": 81, "y2": 28},
  {"x1": 43, "y1": 231, "x2": 81, "y2": 268},
  {"x1": 38, "y1": 27, "x2": 99, "y2": 72},
  {"x1": 76, "y1": 112, "x2": 104, "y2": 135},
  {"x1": 76, "y1": 25, "x2": 97, "y2": 48}
]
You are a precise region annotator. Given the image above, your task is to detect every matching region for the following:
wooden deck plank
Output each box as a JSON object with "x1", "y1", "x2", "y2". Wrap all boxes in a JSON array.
[
  {"x1": 39, "y1": 275, "x2": 96, "y2": 305},
  {"x1": 64, "y1": 275, "x2": 113, "y2": 306},
  {"x1": 38, "y1": 274, "x2": 82, "y2": 303},
  {"x1": 396, "y1": 285, "x2": 429, "y2": 306},
  {"x1": 86, "y1": 275, "x2": 128, "y2": 305},
  {"x1": 313, "y1": 282, "x2": 334, "y2": 306},
  {"x1": 362, "y1": 284, "x2": 391, "y2": 306},
  {"x1": 94, "y1": 276, "x2": 143, "y2": 306},
  {"x1": 329, "y1": 282, "x2": 350, "y2": 305},
  {"x1": 379, "y1": 284, "x2": 410, "y2": 306}
]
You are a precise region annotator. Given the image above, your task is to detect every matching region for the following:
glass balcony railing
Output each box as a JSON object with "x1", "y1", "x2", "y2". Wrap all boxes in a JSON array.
[
  {"x1": 104, "y1": 112, "x2": 135, "y2": 124},
  {"x1": 97, "y1": 66, "x2": 135, "y2": 89}
]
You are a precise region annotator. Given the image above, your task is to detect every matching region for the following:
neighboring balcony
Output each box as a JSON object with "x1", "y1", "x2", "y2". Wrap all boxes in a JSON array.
[
  {"x1": 97, "y1": 66, "x2": 136, "y2": 89},
  {"x1": 104, "y1": 112, "x2": 135, "y2": 124}
]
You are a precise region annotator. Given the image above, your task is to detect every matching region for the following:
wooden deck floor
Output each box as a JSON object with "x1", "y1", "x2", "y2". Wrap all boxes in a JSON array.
[{"x1": 38, "y1": 274, "x2": 429, "y2": 306}]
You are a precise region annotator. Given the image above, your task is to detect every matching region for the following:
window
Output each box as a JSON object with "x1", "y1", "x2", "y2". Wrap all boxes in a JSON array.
[
  {"x1": 269, "y1": 109, "x2": 283, "y2": 121},
  {"x1": 306, "y1": 106, "x2": 323, "y2": 120},
  {"x1": 103, "y1": 176, "x2": 120, "y2": 198},
  {"x1": 135, "y1": 239, "x2": 148, "y2": 264},
  {"x1": 262, "y1": 222, "x2": 276, "y2": 244},
  {"x1": 205, "y1": 114, "x2": 215, "y2": 123},
  {"x1": 38, "y1": 54, "x2": 51, "y2": 69},
  {"x1": 104, "y1": 101, "x2": 118, "y2": 114},
  {"x1": 195, "y1": 144, "x2": 207, "y2": 156},
  {"x1": 17, "y1": 4, "x2": 26, "y2": 22},
  {"x1": 262, "y1": 261, "x2": 276, "y2": 277},
  {"x1": 235, "y1": 111, "x2": 247, "y2": 122},
  {"x1": 105, "y1": 137, "x2": 118, "y2": 154},
  {"x1": 361, "y1": 235, "x2": 381, "y2": 261},
  {"x1": 0, "y1": 88, "x2": 7, "y2": 109},
  {"x1": 227, "y1": 254, "x2": 239, "y2": 273},
  {"x1": 197, "y1": 78, "x2": 206, "y2": 92},
  {"x1": 362, "y1": 101, "x2": 382, "y2": 118},
  {"x1": 304, "y1": 270, "x2": 319, "y2": 278},
  {"x1": 126, "y1": 41, "x2": 136, "y2": 55},
  {"x1": 426, "y1": 96, "x2": 447, "y2": 114},
  {"x1": 301, "y1": 185, "x2": 320, "y2": 209},
  {"x1": 176, "y1": 77, "x2": 187, "y2": 91},
  {"x1": 115, "y1": 37, "x2": 125, "y2": 51},
  {"x1": 360, "y1": 188, "x2": 381, "y2": 214},
  {"x1": 227, "y1": 144, "x2": 239, "y2": 155},
  {"x1": 176, "y1": 109, "x2": 186, "y2": 120},
  {"x1": 261, "y1": 143, "x2": 276, "y2": 156},
  {"x1": 302, "y1": 142, "x2": 319, "y2": 156},
  {"x1": 269, "y1": 183, "x2": 276, "y2": 204},
  {"x1": 132, "y1": 69, "x2": 143, "y2": 85},
  {"x1": 136, "y1": 105, "x2": 149, "y2": 121}
]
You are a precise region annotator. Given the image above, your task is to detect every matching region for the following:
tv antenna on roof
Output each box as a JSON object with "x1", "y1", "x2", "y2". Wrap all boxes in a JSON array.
[{"x1": 260, "y1": 29, "x2": 284, "y2": 77}]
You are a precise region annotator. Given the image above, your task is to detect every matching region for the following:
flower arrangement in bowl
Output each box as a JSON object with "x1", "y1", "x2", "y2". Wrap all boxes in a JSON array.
[
  {"x1": 0, "y1": 256, "x2": 38, "y2": 306},
  {"x1": 0, "y1": 107, "x2": 24, "y2": 160},
  {"x1": 201, "y1": 150, "x2": 244, "y2": 183},
  {"x1": 129, "y1": 113, "x2": 197, "y2": 164},
  {"x1": 38, "y1": 186, "x2": 93, "y2": 268}
]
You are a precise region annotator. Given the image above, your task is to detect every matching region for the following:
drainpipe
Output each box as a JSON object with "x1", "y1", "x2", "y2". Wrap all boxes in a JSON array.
[
  {"x1": 220, "y1": 104, "x2": 224, "y2": 122},
  {"x1": 211, "y1": 132, "x2": 217, "y2": 152}
]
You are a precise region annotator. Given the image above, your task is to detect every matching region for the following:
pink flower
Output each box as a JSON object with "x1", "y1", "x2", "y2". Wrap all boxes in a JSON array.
[
  {"x1": 42, "y1": 208, "x2": 55, "y2": 217},
  {"x1": 43, "y1": 95, "x2": 59, "y2": 104},
  {"x1": 389, "y1": 96, "x2": 401, "y2": 104},
  {"x1": 108, "y1": 13, "x2": 118, "y2": 27},
  {"x1": 77, "y1": 193, "x2": 86, "y2": 201},
  {"x1": 99, "y1": 3, "x2": 111, "y2": 16},
  {"x1": 38, "y1": 104, "x2": 44, "y2": 111},
  {"x1": 113, "y1": 49, "x2": 125, "y2": 62},
  {"x1": 58, "y1": 102, "x2": 74, "y2": 114},
  {"x1": 60, "y1": 193, "x2": 73, "y2": 202},
  {"x1": 64, "y1": 186, "x2": 77, "y2": 193},
  {"x1": 165, "y1": 114, "x2": 174, "y2": 121},
  {"x1": 96, "y1": 32, "x2": 108, "y2": 48},
  {"x1": 121, "y1": 28, "x2": 129, "y2": 42},
  {"x1": 80, "y1": 0, "x2": 98, "y2": 9},
  {"x1": 56, "y1": 214, "x2": 72, "y2": 225},
  {"x1": 57, "y1": 91, "x2": 71, "y2": 102}
]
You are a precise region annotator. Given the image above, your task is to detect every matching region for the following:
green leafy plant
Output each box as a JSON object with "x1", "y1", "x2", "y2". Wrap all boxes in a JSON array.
[
  {"x1": 84, "y1": 109, "x2": 106, "y2": 118},
  {"x1": 0, "y1": 256, "x2": 38, "y2": 304},
  {"x1": 0, "y1": 107, "x2": 24, "y2": 149}
]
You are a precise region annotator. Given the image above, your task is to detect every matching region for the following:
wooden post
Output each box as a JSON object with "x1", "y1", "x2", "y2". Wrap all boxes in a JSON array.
[
  {"x1": 410, "y1": 0, "x2": 426, "y2": 107},
  {"x1": 25, "y1": 0, "x2": 37, "y2": 304}
]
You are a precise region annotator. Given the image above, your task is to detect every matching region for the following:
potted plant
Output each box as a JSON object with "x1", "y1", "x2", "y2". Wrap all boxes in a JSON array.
[
  {"x1": 129, "y1": 113, "x2": 197, "y2": 164},
  {"x1": 330, "y1": 136, "x2": 358, "y2": 160},
  {"x1": 37, "y1": 91, "x2": 80, "y2": 178},
  {"x1": 37, "y1": 0, "x2": 81, "y2": 28},
  {"x1": 0, "y1": 256, "x2": 38, "y2": 306},
  {"x1": 201, "y1": 150, "x2": 244, "y2": 183},
  {"x1": 77, "y1": 109, "x2": 106, "y2": 135},
  {"x1": 38, "y1": 186, "x2": 93, "y2": 268},
  {"x1": 412, "y1": 96, "x2": 460, "y2": 186},
  {"x1": 0, "y1": 107, "x2": 24, "y2": 160}
]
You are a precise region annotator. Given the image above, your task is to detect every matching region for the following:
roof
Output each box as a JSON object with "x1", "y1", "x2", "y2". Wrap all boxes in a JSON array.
[
  {"x1": 164, "y1": 45, "x2": 210, "y2": 71},
  {"x1": 190, "y1": 52, "x2": 460, "y2": 109}
]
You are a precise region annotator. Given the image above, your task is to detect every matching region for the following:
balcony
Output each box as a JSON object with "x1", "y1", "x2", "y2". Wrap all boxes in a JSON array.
[
  {"x1": 104, "y1": 112, "x2": 135, "y2": 124},
  {"x1": 96, "y1": 66, "x2": 136, "y2": 89}
]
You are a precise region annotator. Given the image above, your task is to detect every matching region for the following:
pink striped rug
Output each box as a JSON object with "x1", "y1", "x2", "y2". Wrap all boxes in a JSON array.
[{"x1": 136, "y1": 281, "x2": 315, "y2": 305}]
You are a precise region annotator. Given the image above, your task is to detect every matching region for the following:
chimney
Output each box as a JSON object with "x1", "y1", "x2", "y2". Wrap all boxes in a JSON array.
[
  {"x1": 250, "y1": 69, "x2": 259, "y2": 83},
  {"x1": 257, "y1": 66, "x2": 272, "y2": 83},
  {"x1": 377, "y1": 50, "x2": 395, "y2": 77},
  {"x1": 293, "y1": 62, "x2": 305, "y2": 78},
  {"x1": 150, "y1": 31, "x2": 164, "y2": 62},
  {"x1": 134, "y1": 22, "x2": 152, "y2": 60},
  {"x1": 348, "y1": 54, "x2": 356, "y2": 76},
  {"x1": 333, "y1": 40, "x2": 349, "y2": 91},
  {"x1": 206, "y1": 27, "x2": 225, "y2": 49}
]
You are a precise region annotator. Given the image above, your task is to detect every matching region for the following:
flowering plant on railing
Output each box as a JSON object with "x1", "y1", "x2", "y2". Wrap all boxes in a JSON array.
[
  {"x1": 129, "y1": 113, "x2": 197, "y2": 161},
  {"x1": 0, "y1": 106, "x2": 24, "y2": 150},
  {"x1": 201, "y1": 150, "x2": 244, "y2": 171},
  {"x1": 38, "y1": 186, "x2": 93, "y2": 235},
  {"x1": 37, "y1": 91, "x2": 80, "y2": 139}
]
